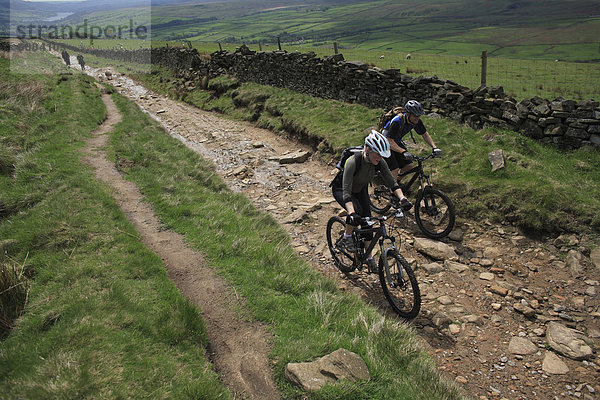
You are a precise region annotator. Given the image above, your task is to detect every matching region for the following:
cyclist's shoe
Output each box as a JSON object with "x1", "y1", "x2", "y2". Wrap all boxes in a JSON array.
[
  {"x1": 340, "y1": 235, "x2": 357, "y2": 253},
  {"x1": 366, "y1": 258, "x2": 379, "y2": 274},
  {"x1": 400, "y1": 197, "x2": 413, "y2": 212}
]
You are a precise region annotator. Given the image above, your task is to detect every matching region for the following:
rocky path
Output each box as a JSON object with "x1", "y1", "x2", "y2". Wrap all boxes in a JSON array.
[
  {"x1": 85, "y1": 65, "x2": 599, "y2": 400},
  {"x1": 81, "y1": 86, "x2": 280, "y2": 400}
]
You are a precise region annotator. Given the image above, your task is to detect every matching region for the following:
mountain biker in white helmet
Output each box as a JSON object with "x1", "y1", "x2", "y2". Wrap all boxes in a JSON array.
[
  {"x1": 382, "y1": 100, "x2": 442, "y2": 181},
  {"x1": 331, "y1": 130, "x2": 411, "y2": 272}
]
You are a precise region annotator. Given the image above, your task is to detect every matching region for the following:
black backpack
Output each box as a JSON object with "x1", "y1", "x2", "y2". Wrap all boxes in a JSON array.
[
  {"x1": 335, "y1": 146, "x2": 364, "y2": 171},
  {"x1": 377, "y1": 106, "x2": 404, "y2": 130},
  {"x1": 330, "y1": 146, "x2": 380, "y2": 187}
]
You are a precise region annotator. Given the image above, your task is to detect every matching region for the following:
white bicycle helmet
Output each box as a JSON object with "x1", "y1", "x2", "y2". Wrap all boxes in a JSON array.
[{"x1": 365, "y1": 130, "x2": 391, "y2": 158}]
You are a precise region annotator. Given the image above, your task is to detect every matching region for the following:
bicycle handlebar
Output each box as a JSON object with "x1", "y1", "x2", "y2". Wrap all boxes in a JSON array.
[
  {"x1": 361, "y1": 208, "x2": 404, "y2": 225},
  {"x1": 412, "y1": 151, "x2": 440, "y2": 163}
]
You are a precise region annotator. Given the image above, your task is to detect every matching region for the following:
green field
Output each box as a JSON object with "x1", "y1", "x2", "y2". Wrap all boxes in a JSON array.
[{"x1": 12, "y1": 0, "x2": 600, "y2": 61}]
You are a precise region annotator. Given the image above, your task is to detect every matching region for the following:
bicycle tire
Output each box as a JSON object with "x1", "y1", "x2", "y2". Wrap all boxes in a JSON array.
[
  {"x1": 326, "y1": 216, "x2": 357, "y2": 273},
  {"x1": 415, "y1": 187, "x2": 455, "y2": 239},
  {"x1": 379, "y1": 249, "x2": 421, "y2": 319},
  {"x1": 368, "y1": 183, "x2": 393, "y2": 214}
]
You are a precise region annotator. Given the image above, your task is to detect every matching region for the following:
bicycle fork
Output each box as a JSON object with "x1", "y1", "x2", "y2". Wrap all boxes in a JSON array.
[{"x1": 379, "y1": 237, "x2": 407, "y2": 289}]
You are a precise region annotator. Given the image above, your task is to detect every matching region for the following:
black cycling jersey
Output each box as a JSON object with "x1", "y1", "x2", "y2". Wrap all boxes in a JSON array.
[{"x1": 383, "y1": 113, "x2": 426, "y2": 149}]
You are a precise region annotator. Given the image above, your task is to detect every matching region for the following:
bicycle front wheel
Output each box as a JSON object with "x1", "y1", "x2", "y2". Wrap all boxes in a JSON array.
[
  {"x1": 415, "y1": 187, "x2": 455, "y2": 239},
  {"x1": 368, "y1": 183, "x2": 393, "y2": 214},
  {"x1": 379, "y1": 250, "x2": 421, "y2": 319},
  {"x1": 326, "y1": 216, "x2": 357, "y2": 273}
]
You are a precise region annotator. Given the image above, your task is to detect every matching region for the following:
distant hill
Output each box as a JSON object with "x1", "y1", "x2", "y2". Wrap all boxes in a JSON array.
[{"x1": 4, "y1": 0, "x2": 600, "y2": 60}]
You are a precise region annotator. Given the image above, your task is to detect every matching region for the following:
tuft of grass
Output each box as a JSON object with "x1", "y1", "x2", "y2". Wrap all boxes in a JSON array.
[
  {"x1": 0, "y1": 146, "x2": 16, "y2": 176},
  {"x1": 0, "y1": 80, "x2": 46, "y2": 112},
  {"x1": 0, "y1": 258, "x2": 30, "y2": 339}
]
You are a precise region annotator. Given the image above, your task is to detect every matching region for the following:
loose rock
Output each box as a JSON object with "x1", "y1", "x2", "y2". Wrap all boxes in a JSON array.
[
  {"x1": 479, "y1": 272, "x2": 495, "y2": 281},
  {"x1": 283, "y1": 209, "x2": 309, "y2": 224},
  {"x1": 542, "y1": 352, "x2": 569, "y2": 375},
  {"x1": 566, "y1": 250, "x2": 584, "y2": 277},
  {"x1": 413, "y1": 237, "x2": 459, "y2": 261},
  {"x1": 546, "y1": 321, "x2": 594, "y2": 360},
  {"x1": 285, "y1": 348, "x2": 370, "y2": 391},
  {"x1": 445, "y1": 260, "x2": 470, "y2": 273},
  {"x1": 590, "y1": 247, "x2": 600, "y2": 270},
  {"x1": 508, "y1": 337, "x2": 538, "y2": 355},
  {"x1": 488, "y1": 149, "x2": 505, "y2": 172}
]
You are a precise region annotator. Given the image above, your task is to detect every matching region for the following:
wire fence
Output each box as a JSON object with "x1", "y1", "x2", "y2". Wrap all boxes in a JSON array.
[{"x1": 313, "y1": 47, "x2": 600, "y2": 102}]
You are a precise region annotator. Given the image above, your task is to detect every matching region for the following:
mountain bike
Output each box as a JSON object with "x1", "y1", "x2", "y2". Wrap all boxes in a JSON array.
[
  {"x1": 326, "y1": 207, "x2": 421, "y2": 319},
  {"x1": 369, "y1": 151, "x2": 455, "y2": 239}
]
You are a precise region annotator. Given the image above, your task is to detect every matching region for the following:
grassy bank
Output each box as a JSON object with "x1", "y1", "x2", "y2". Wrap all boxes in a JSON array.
[
  {"x1": 131, "y1": 66, "x2": 600, "y2": 238},
  {"x1": 0, "y1": 55, "x2": 231, "y2": 399}
]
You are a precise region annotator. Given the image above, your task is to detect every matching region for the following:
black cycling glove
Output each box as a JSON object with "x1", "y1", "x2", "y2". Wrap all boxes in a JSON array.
[{"x1": 346, "y1": 213, "x2": 362, "y2": 226}]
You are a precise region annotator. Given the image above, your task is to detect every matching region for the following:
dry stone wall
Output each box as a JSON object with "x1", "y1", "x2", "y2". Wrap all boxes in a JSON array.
[{"x1": 51, "y1": 42, "x2": 600, "y2": 150}]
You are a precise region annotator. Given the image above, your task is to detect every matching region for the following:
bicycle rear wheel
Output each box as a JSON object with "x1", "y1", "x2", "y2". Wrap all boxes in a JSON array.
[
  {"x1": 415, "y1": 187, "x2": 455, "y2": 239},
  {"x1": 379, "y1": 249, "x2": 421, "y2": 319},
  {"x1": 326, "y1": 216, "x2": 357, "y2": 273},
  {"x1": 368, "y1": 183, "x2": 393, "y2": 214}
]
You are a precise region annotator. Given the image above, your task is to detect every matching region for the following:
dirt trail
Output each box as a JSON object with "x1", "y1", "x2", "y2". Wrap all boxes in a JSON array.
[
  {"x1": 77, "y1": 62, "x2": 599, "y2": 400},
  {"x1": 81, "y1": 88, "x2": 280, "y2": 400}
]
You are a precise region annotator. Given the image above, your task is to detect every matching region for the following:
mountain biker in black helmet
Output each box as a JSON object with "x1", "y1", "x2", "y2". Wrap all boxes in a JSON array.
[
  {"x1": 331, "y1": 130, "x2": 412, "y2": 272},
  {"x1": 382, "y1": 100, "x2": 442, "y2": 181}
]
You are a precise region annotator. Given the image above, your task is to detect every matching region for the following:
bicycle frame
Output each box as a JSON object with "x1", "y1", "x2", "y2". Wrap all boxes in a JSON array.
[
  {"x1": 397, "y1": 156, "x2": 433, "y2": 195},
  {"x1": 352, "y1": 213, "x2": 400, "y2": 267},
  {"x1": 352, "y1": 211, "x2": 411, "y2": 288}
]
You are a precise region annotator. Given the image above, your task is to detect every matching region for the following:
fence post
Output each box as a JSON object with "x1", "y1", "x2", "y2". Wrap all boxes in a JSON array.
[
  {"x1": 277, "y1": 37, "x2": 281, "y2": 51},
  {"x1": 481, "y1": 50, "x2": 487, "y2": 87},
  {"x1": 259, "y1": 42, "x2": 262, "y2": 51},
  {"x1": 334, "y1": 42, "x2": 338, "y2": 55}
]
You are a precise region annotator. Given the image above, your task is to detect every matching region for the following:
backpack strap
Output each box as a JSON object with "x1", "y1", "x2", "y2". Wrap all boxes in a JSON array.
[
  {"x1": 330, "y1": 150, "x2": 380, "y2": 187},
  {"x1": 353, "y1": 150, "x2": 380, "y2": 174},
  {"x1": 353, "y1": 151, "x2": 362, "y2": 174}
]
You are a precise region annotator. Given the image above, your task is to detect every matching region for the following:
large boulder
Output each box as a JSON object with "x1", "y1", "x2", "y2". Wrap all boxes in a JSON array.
[
  {"x1": 285, "y1": 348, "x2": 370, "y2": 391},
  {"x1": 413, "y1": 237, "x2": 458, "y2": 261},
  {"x1": 546, "y1": 321, "x2": 593, "y2": 360}
]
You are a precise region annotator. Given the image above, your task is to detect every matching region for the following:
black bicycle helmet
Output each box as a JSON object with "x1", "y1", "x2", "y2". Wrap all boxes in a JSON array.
[
  {"x1": 404, "y1": 100, "x2": 425, "y2": 116},
  {"x1": 365, "y1": 130, "x2": 391, "y2": 158}
]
